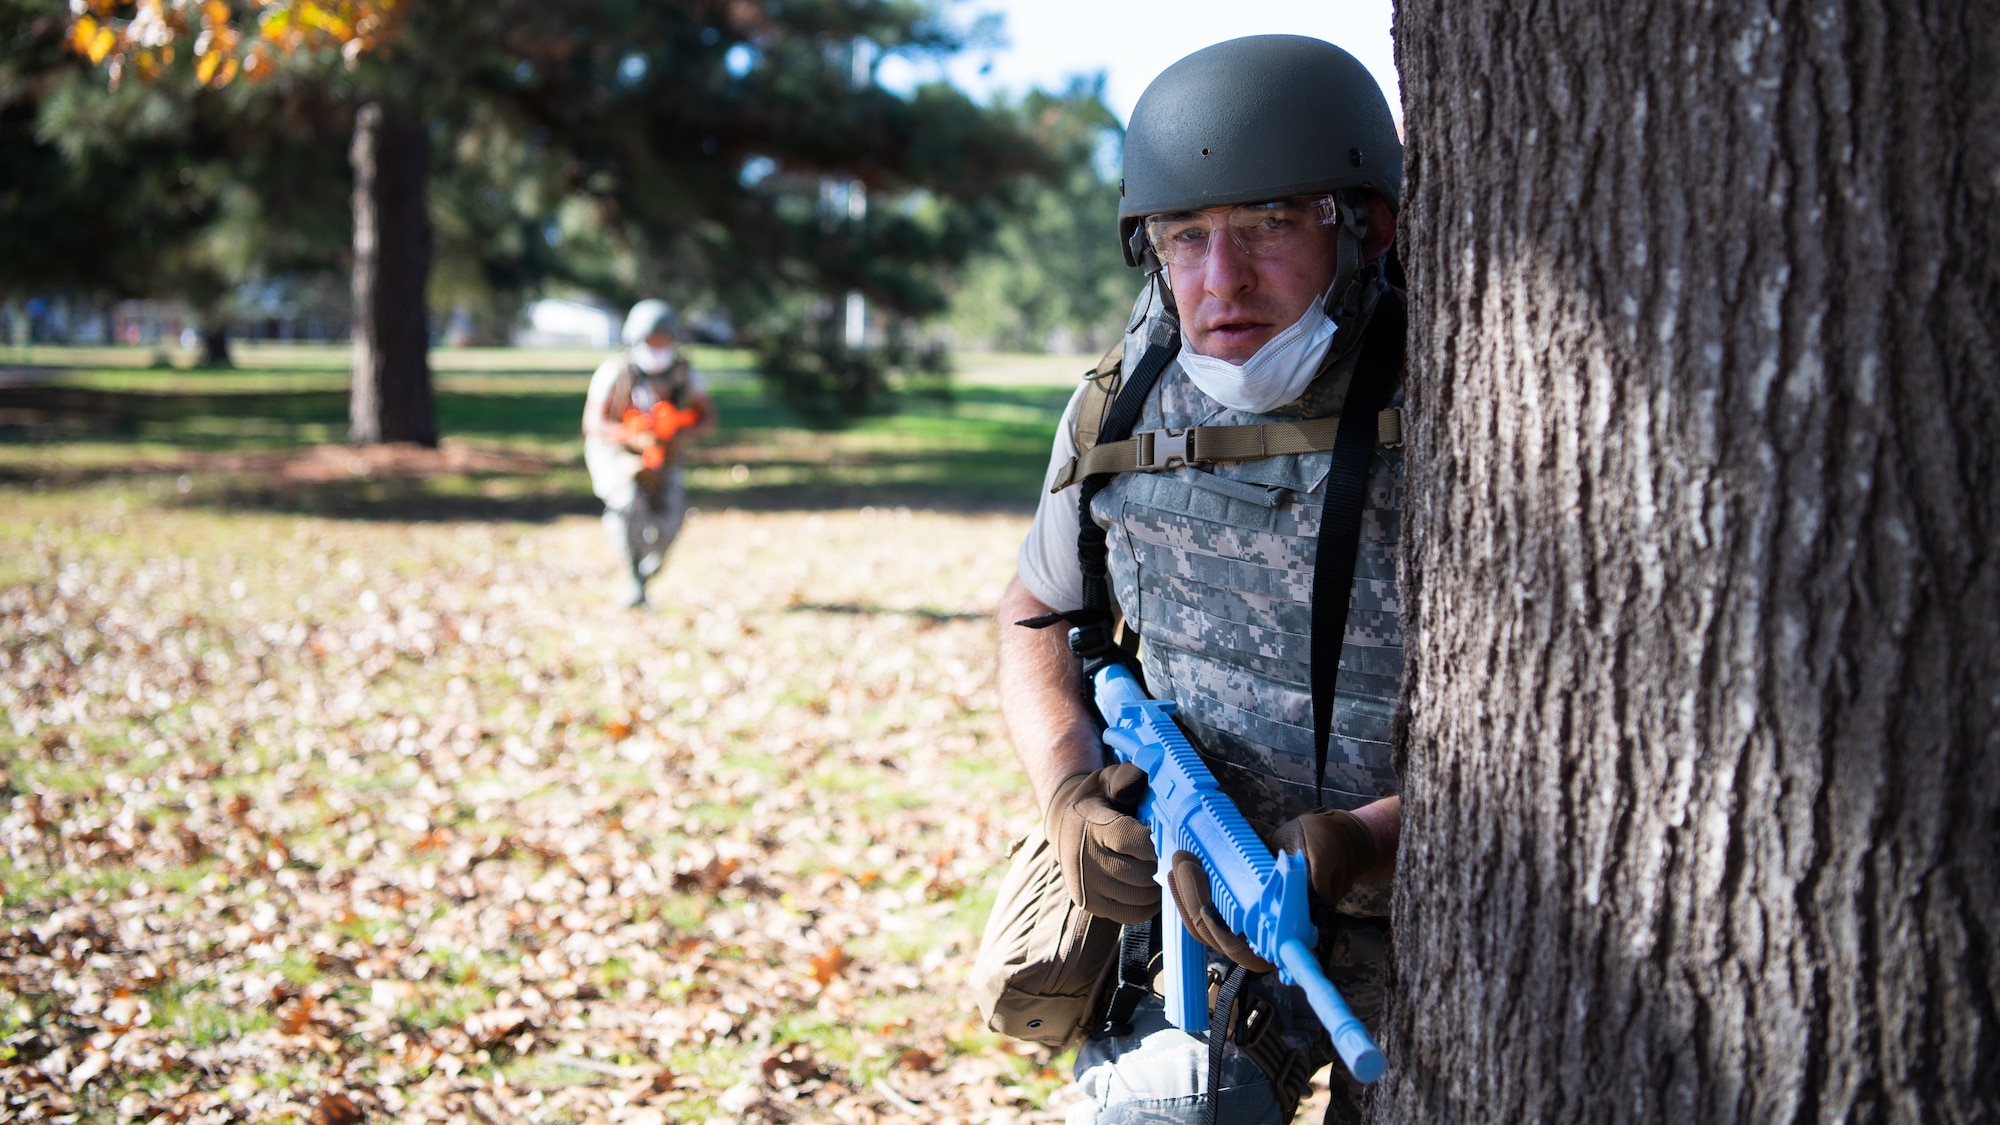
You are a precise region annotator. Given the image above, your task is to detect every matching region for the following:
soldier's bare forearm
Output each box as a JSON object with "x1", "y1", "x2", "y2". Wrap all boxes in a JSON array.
[{"x1": 996, "y1": 575, "x2": 1107, "y2": 813}]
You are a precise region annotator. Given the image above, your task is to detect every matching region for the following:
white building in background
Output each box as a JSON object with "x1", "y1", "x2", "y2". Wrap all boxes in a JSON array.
[{"x1": 513, "y1": 298, "x2": 621, "y2": 349}]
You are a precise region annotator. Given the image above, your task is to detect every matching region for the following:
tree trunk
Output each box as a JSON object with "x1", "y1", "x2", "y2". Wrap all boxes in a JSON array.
[
  {"x1": 1382, "y1": 1, "x2": 1998, "y2": 1121},
  {"x1": 349, "y1": 101, "x2": 436, "y2": 447},
  {"x1": 197, "y1": 320, "x2": 231, "y2": 368}
]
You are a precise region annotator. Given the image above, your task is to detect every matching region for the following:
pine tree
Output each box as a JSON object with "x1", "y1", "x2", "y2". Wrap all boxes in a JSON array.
[{"x1": 48, "y1": 0, "x2": 1050, "y2": 435}]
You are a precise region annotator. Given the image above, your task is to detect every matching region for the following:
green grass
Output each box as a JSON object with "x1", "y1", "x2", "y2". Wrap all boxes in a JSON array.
[
  {"x1": 157, "y1": 988, "x2": 279, "y2": 1046},
  {"x1": 0, "y1": 343, "x2": 1083, "y2": 515}
]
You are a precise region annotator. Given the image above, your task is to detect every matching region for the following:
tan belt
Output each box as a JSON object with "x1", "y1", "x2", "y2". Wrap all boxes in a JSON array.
[{"x1": 1050, "y1": 409, "x2": 1402, "y2": 492}]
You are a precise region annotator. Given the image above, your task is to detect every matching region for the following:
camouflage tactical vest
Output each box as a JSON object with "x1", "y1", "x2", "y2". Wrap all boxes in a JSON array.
[
  {"x1": 607, "y1": 353, "x2": 696, "y2": 418},
  {"x1": 1084, "y1": 301, "x2": 1405, "y2": 917}
]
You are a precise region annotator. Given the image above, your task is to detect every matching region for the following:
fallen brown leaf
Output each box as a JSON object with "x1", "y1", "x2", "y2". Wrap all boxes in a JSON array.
[
  {"x1": 102, "y1": 989, "x2": 151, "y2": 1031},
  {"x1": 463, "y1": 1007, "x2": 530, "y2": 1048},
  {"x1": 673, "y1": 855, "x2": 738, "y2": 893},
  {"x1": 312, "y1": 1092, "x2": 364, "y2": 1125},
  {"x1": 808, "y1": 943, "x2": 851, "y2": 986},
  {"x1": 278, "y1": 994, "x2": 317, "y2": 1035},
  {"x1": 760, "y1": 1042, "x2": 827, "y2": 1088}
]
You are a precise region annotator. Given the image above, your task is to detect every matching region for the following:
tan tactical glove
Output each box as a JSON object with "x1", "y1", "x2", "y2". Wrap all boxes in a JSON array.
[
  {"x1": 1043, "y1": 762, "x2": 1160, "y2": 923},
  {"x1": 1167, "y1": 851, "x2": 1275, "y2": 973},
  {"x1": 1167, "y1": 808, "x2": 1377, "y2": 972},
  {"x1": 1271, "y1": 807, "x2": 1377, "y2": 914}
]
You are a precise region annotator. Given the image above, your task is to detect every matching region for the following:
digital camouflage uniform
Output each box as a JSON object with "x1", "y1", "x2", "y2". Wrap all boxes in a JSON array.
[{"x1": 1063, "y1": 294, "x2": 1402, "y2": 1125}]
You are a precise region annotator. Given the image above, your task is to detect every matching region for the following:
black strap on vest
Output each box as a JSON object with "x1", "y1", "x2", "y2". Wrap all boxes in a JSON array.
[
  {"x1": 1015, "y1": 318, "x2": 1182, "y2": 675},
  {"x1": 1205, "y1": 962, "x2": 1253, "y2": 1125},
  {"x1": 1090, "y1": 916, "x2": 1160, "y2": 1038},
  {"x1": 1309, "y1": 285, "x2": 1406, "y2": 804},
  {"x1": 1070, "y1": 328, "x2": 1180, "y2": 665}
]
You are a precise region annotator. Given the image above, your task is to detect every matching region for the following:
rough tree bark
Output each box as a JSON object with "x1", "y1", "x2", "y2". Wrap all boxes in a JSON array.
[
  {"x1": 1382, "y1": 0, "x2": 1997, "y2": 1121},
  {"x1": 348, "y1": 101, "x2": 436, "y2": 447}
]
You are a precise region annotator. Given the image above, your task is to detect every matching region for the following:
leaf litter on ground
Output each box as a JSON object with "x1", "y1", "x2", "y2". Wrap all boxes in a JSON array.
[{"x1": 0, "y1": 488, "x2": 1105, "y2": 1123}]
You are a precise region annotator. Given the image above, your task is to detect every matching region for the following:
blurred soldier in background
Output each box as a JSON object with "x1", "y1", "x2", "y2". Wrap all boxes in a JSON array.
[{"x1": 581, "y1": 299, "x2": 717, "y2": 607}]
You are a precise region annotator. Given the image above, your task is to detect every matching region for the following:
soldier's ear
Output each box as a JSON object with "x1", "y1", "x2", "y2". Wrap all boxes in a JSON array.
[{"x1": 1361, "y1": 196, "x2": 1396, "y2": 263}]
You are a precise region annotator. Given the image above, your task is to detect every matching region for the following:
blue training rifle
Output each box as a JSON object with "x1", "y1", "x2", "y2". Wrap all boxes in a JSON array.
[{"x1": 1091, "y1": 661, "x2": 1386, "y2": 1084}]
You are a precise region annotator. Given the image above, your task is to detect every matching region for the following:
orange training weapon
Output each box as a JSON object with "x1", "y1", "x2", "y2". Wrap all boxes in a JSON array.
[{"x1": 620, "y1": 402, "x2": 703, "y2": 468}]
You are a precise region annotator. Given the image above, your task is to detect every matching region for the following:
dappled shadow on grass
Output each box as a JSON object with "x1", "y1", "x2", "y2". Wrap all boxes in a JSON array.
[
  {"x1": 12, "y1": 475, "x2": 603, "y2": 525},
  {"x1": 0, "y1": 378, "x2": 1071, "y2": 445},
  {"x1": 0, "y1": 384, "x2": 352, "y2": 447},
  {"x1": 187, "y1": 479, "x2": 605, "y2": 523},
  {"x1": 0, "y1": 443, "x2": 605, "y2": 524},
  {"x1": 0, "y1": 382, "x2": 593, "y2": 445},
  {"x1": 0, "y1": 378, "x2": 1058, "y2": 518},
  {"x1": 785, "y1": 601, "x2": 991, "y2": 624},
  {"x1": 0, "y1": 454, "x2": 1042, "y2": 522},
  {"x1": 685, "y1": 480, "x2": 1037, "y2": 516},
  {"x1": 194, "y1": 477, "x2": 1039, "y2": 521},
  {"x1": 186, "y1": 479, "x2": 1037, "y2": 523}
]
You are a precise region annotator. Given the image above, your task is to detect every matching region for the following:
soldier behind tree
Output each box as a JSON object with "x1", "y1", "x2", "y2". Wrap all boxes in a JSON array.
[{"x1": 974, "y1": 36, "x2": 1409, "y2": 1124}]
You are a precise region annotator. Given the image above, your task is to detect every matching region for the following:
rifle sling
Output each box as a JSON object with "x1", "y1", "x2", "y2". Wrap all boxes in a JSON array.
[
  {"x1": 1067, "y1": 319, "x2": 1182, "y2": 651},
  {"x1": 1206, "y1": 963, "x2": 1254, "y2": 1125},
  {"x1": 1309, "y1": 287, "x2": 1406, "y2": 805},
  {"x1": 1091, "y1": 917, "x2": 1159, "y2": 1039}
]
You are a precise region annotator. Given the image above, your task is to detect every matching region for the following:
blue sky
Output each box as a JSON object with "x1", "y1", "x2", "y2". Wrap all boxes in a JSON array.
[{"x1": 876, "y1": 0, "x2": 1399, "y2": 124}]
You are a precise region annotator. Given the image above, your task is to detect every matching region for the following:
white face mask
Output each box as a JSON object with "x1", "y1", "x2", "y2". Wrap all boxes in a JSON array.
[
  {"x1": 1177, "y1": 293, "x2": 1338, "y2": 413},
  {"x1": 634, "y1": 343, "x2": 677, "y2": 374}
]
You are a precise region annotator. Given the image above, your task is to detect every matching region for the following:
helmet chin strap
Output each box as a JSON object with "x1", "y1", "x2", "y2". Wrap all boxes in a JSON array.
[
  {"x1": 1322, "y1": 192, "x2": 1385, "y2": 358},
  {"x1": 1128, "y1": 225, "x2": 1180, "y2": 319}
]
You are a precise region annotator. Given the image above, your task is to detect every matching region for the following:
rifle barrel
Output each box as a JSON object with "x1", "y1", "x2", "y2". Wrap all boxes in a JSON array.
[{"x1": 1276, "y1": 938, "x2": 1384, "y2": 1083}]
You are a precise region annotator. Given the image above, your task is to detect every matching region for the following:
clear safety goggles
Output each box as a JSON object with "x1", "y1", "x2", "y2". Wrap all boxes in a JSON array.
[{"x1": 1143, "y1": 195, "x2": 1340, "y2": 269}]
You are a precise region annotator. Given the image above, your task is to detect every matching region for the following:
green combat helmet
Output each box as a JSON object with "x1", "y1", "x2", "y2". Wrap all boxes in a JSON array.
[
  {"x1": 1119, "y1": 34, "x2": 1401, "y2": 261},
  {"x1": 1119, "y1": 35, "x2": 1401, "y2": 336},
  {"x1": 622, "y1": 299, "x2": 679, "y2": 347}
]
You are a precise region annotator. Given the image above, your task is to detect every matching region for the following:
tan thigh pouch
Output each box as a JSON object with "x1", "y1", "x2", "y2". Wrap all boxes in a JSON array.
[{"x1": 970, "y1": 824, "x2": 1122, "y2": 1050}]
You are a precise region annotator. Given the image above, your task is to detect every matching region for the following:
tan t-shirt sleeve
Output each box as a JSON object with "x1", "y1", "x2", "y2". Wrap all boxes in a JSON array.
[{"x1": 583, "y1": 355, "x2": 626, "y2": 432}]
